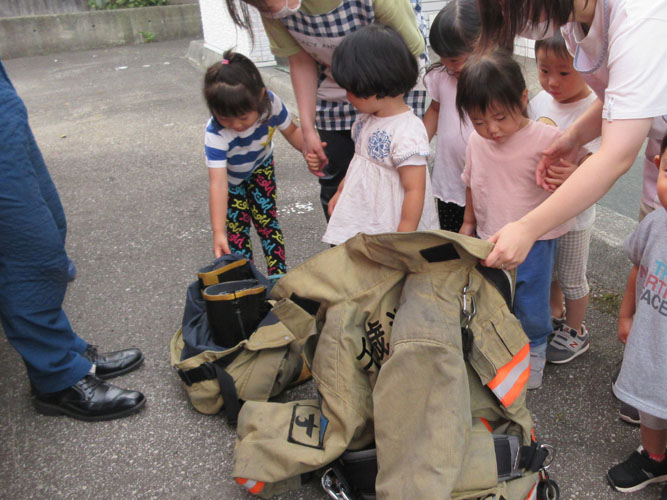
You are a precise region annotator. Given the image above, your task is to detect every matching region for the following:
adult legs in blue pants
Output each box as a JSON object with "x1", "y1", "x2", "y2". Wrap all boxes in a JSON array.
[{"x1": 0, "y1": 59, "x2": 145, "y2": 421}]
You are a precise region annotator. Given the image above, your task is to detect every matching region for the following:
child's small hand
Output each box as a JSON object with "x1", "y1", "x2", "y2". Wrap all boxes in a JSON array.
[
  {"x1": 305, "y1": 141, "x2": 328, "y2": 177},
  {"x1": 543, "y1": 158, "x2": 578, "y2": 191},
  {"x1": 617, "y1": 317, "x2": 633, "y2": 344},
  {"x1": 213, "y1": 233, "x2": 231, "y2": 258},
  {"x1": 535, "y1": 157, "x2": 558, "y2": 191}
]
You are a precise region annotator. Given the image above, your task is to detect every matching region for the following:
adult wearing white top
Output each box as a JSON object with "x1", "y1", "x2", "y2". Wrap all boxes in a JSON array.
[{"x1": 475, "y1": 0, "x2": 667, "y2": 270}]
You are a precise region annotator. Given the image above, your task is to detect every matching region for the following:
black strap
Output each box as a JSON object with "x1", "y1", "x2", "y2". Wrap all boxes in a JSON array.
[
  {"x1": 176, "y1": 352, "x2": 243, "y2": 424},
  {"x1": 177, "y1": 350, "x2": 241, "y2": 386},
  {"x1": 518, "y1": 441, "x2": 550, "y2": 472},
  {"x1": 494, "y1": 436, "x2": 514, "y2": 479},
  {"x1": 460, "y1": 326, "x2": 473, "y2": 362},
  {"x1": 334, "y1": 437, "x2": 546, "y2": 498},
  {"x1": 289, "y1": 292, "x2": 321, "y2": 316},
  {"x1": 419, "y1": 243, "x2": 460, "y2": 263},
  {"x1": 211, "y1": 362, "x2": 242, "y2": 425},
  {"x1": 476, "y1": 263, "x2": 513, "y2": 311}
]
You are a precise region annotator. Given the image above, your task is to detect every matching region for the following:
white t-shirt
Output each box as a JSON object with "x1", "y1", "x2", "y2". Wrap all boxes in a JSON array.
[
  {"x1": 560, "y1": 0, "x2": 667, "y2": 122},
  {"x1": 322, "y1": 109, "x2": 438, "y2": 245},
  {"x1": 642, "y1": 115, "x2": 667, "y2": 209},
  {"x1": 424, "y1": 68, "x2": 474, "y2": 206},
  {"x1": 529, "y1": 90, "x2": 601, "y2": 230}
]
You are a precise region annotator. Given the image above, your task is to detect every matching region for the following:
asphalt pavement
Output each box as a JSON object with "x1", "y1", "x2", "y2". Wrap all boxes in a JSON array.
[{"x1": 0, "y1": 38, "x2": 659, "y2": 500}]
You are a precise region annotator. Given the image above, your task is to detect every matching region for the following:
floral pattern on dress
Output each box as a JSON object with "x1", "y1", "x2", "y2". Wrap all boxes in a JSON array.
[{"x1": 367, "y1": 129, "x2": 392, "y2": 160}]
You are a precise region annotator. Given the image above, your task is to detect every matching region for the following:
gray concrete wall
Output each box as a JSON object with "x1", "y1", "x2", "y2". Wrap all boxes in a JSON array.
[
  {"x1": 0, "y1": 0, "x2": 88, "y2": 17},
  {"x1": 0, "y1": 4, "x2": 202, "y2": 59}
]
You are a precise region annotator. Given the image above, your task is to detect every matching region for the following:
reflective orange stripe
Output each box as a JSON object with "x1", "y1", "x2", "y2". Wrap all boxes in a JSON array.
[
  {"x1": 480, "y1": 417, "x2": 493, "y2": 432},
  {"x1": 525, "y1": 481, "x2": 538, "y2": 500},
  {"x1": 487, "y1": 343, "x2": 530, "y2": 407},
  {"x1": 235, "y1": 478, "x2": 265, "y2": 494}
]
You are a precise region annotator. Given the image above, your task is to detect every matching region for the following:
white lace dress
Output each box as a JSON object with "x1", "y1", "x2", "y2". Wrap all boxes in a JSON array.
[{"x1": 322, "y1": 109, "x2": 438, "y2": 245}]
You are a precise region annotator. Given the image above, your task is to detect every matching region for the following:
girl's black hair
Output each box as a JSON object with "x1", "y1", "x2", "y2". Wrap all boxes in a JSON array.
[
  {"x1": 331, "y1": 24, "x2": 418, "y2": 99},
  {"x1": 203, "y1": 50, "x2": 272, "y2": 121},
  {"x1": 661, "y1": 132, "x2": 667, "y2": 158},
  {"x1": 429, "y1": 0, "x2": 481, "y2": 59},
  {"x1": 224, "y1": 0, "x2": 267, "y2": 42},
  {"x1": 455, "y1": 48, "x2": 527, "y2": 120},
  {"x1": 534, "y1": 30, "x2": 571, "y2": 60},
  {"x1": 476, "y1": 0, "x2": 580, "y2": 51}
]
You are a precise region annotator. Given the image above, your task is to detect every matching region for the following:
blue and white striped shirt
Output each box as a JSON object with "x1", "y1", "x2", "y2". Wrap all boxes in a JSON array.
[{"x1": 204, "y1": 90, "x2": 291, "y2": 185}]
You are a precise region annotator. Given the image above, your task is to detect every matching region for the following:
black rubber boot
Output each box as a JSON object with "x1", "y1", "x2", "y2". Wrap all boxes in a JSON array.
[
  {"x1": 197, "y1": 258, "x2": 253, "y2": 289},
  {"x1": 203, "y1": 279, "x2": 267, "y2": 348}
]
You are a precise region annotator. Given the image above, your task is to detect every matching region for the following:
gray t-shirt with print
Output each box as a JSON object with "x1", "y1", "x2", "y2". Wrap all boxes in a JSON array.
[{"x1": 614, "y1": 207, "x2": 667, "y2": 419}]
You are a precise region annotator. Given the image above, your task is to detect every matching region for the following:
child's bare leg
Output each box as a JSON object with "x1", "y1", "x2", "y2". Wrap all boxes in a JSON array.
[
  {"x1": 550, "y1": 280, "x2": 564, "y2": 319},
  {"x1": 563, "y1": 293, "x2": 589, "y2": 334},
  {"x1": 641, "y1": 424, "x2": 667, "y2": 457}
]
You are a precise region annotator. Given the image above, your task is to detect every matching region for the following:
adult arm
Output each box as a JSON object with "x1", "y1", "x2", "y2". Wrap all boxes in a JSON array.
[
  {"x1": 208, "y1": 168, "x2": 231, "y2": 258},
  {"x1": 374, "y1": 0, "x2": 425, "y2": 57},
  {"x1": 484, "y1": 117, "x2": 653, "y2": 269},
  {"x1": 288, "y1": 50, "x2": 328, "y2": 171}
]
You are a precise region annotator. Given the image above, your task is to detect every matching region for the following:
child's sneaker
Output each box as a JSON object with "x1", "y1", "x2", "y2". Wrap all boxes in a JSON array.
[
  {"x1": 607, "y1": 449, "x2": 667, "y2": 492},
  {"x1": 619, "y1": 401, "x2": 641, "y2": 425},
  {"x1": 528, "y1": 347, "x2": 546, "y2": 390},
  {"x1": 551, "y1": 311, "x2": 565, "y2": 330},
  {"x1": 546, "y1": 323, "x2": 589, "y2": 364}
]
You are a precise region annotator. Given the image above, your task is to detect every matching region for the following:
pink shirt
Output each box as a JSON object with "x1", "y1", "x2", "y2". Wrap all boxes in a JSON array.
[{"x1": 461, "y1": 120, "x2": 572, "y2": 241}]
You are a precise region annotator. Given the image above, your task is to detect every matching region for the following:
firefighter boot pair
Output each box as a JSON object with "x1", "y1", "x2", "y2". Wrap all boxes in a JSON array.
[{"x1": 199, "y1": 259, "x2": 268, "y2": 348}]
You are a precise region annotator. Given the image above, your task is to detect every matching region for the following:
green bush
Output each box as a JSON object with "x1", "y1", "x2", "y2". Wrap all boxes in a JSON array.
[{"x1": 88, "y1": 0, "x2": 170, "y2": 9}]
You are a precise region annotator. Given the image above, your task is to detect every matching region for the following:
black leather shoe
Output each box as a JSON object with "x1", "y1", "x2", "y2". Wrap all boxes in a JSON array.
[
  {"x1": 33, "y1": 375, "x2": 146, "y2": 421},
  {"x1": 83, "y1": 345, "x2": 144, "y2": 379}
]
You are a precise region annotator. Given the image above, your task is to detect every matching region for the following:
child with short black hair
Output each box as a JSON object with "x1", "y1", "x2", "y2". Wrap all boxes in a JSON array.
[
  {"x1": 318, "y1": 24, "x2": 438, "y2": 245},
  {"x1": 422, "y1": 0, "x2": 480, "y2": 232},
  {"x1": 607, "y1": 133, "x2": 667, "y2": 496},
  {"x1": 457, "y1": 48, "x2": 572, "y2": 390},
  {"x1": 529, "y1": 31, "x2": 600, "y2": 365},
  {"x1": 203, "y1": 50, "x2": 310, "y2": 276}
]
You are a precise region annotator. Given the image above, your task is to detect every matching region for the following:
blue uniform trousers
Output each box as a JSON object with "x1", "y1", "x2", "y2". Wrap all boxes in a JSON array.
[{"x1": 0, "y1": 59, "x2": 91, "y2": 393}]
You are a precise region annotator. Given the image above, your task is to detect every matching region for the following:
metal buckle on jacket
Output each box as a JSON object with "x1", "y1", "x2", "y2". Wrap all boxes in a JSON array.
[
  {"x1": 460, "y1": 281, "x2": 477, "y2": 330},
  {"x1": 321, "y1": 467, "x2": 352, "y2": 500},
  {"x1": 460, "y1": 280, "x2": 477, "y2": 360},
  {"x1": 540, "y1": 443, "x2": 555, "y2": 470}
]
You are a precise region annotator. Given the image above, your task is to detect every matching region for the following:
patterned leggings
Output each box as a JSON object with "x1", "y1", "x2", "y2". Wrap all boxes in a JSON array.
[{"x1": 226, "y1": 157, "x2": 286, "y2": 276}]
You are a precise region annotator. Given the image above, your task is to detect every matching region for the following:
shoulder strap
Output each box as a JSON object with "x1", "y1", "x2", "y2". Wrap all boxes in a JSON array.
[{"x1": 476, "y1": 263, "x2": 514, "y2": 311}]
